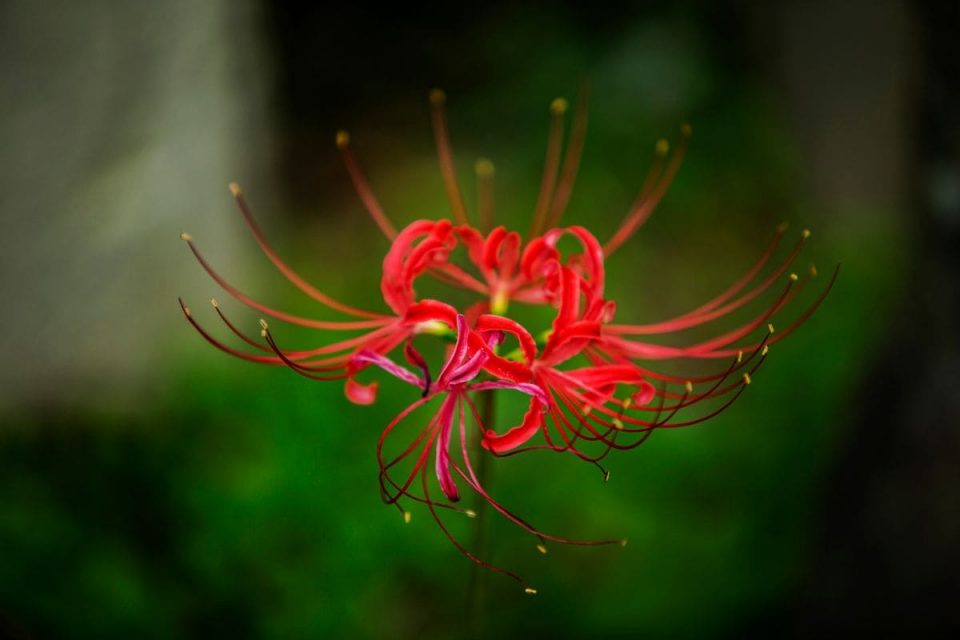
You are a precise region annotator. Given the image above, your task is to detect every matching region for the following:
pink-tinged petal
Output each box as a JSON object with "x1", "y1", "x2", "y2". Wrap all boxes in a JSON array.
[
  {"x1": 437, "y1": 314, "x2": 471, "y2": 386},
  {"x1": 469, "y1": 380, "x2": 550, "y2": 407},
  {"x1": 345, "y1": 377, "x2": 378, "y2": 405},
  {"x1": 403, "y1": 341, "x2": 432, "y2": 395},
  {"x1": 351, "y1": 349, "x2": 424, "y2": 388},
  {"x1": 435, "y1": 395, "x2": 460, "y2": 501},
  {"x1": 448, "y1": 350, "x2": 489, "y2": 386}
]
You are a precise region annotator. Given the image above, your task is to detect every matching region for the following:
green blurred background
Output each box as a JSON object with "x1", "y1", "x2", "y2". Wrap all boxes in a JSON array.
[{"x1": 2, "y1": 1, "x2": 958, "y2": 637}]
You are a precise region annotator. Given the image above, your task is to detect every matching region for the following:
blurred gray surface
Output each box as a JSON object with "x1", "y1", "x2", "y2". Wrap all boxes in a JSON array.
[{"x1": 0, "y1": 1, "x2": 272, "y2": 408}]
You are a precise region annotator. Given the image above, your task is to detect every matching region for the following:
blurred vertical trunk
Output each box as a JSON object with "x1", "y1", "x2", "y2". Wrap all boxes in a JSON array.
[
  {"x1": 0, "y1": 0, "x2": 272, "y2": 409},
  {"x1": 759, "y1": 0, "x2": 960, "y2": 632}
]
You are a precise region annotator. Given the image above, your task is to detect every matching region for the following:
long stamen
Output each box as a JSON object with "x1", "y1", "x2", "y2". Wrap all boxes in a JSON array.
[
  {"x1": 603, "y1": 123, "x2": 692, "y2": 256},
  {"x1": 607, "y1": 227, "x2": 802, "y2": 335},
  {"x1": 181, "y1": 232, "x2": 391, "y2": 331},
  {"x1": 210, "y1": 297, "x2": 270, "y2": 352},
  {"x1": 179, "y1": 298, "x2": 289, "y2": 365},
  {"x1": 207, "y1": 296, "x2": 401, "y2": 361},
  {"x1": 335, "y1": 130, "x2": 399, "y2": 239},
  {"x1": 528, "y1": 97, "x2": 568, "y2": 238},
  {"x1": 261, "y1": 325, "x2": 350, "y2": 380},
  {"x1": 543, "y1": 83, "x2": 590, "y2": 230},
  {"x1": 227, "y1": 182, "x2": 388, "y2": 319},
  {"x1": 419, "y1": 462, "x2": 534, "y2": 593},
  {"x1": 429, "y1": 89, "x2": 470, "y2": 225}
]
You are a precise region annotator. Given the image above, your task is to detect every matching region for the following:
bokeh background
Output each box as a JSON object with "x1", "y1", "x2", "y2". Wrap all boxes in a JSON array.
[{"x1": 1, "y1": 0, "x2": 958, "y2": 637}]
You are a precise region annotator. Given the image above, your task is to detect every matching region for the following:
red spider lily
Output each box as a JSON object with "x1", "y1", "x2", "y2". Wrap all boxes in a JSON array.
[{"x1": 179, "y1": 86, "x2": 836, "y2": 593}]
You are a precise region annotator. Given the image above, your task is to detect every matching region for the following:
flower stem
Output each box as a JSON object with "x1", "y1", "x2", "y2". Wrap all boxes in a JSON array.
[{"x1": 466, "y1": 390, "x2": 495, "y2": 638}]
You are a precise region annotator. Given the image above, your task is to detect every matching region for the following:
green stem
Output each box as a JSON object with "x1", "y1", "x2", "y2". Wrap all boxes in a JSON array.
[{"x1": 466, "y1": 390, "x2": 495, "y2": 639}]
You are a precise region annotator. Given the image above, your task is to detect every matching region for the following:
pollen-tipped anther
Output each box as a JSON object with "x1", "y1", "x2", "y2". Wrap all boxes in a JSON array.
[
  {"x1": 536, "y1": 543, "x2": 548, "y2": 555},
  {"x1": 761, "y1": 345, "x2": 769, "y2": 357},
  {"x1": 685, "y1": 380, "x2": 694, "y2": 393},
  {"x1": 259, "y1": 318, "x2": 269, "y2": 331},
  {"x1": 180, "y1": 232, "x2": 193, "y2": 242},
  {"x1": 743, "y1": 373, "x2": 752, "y2": 385},
  {"x1": 403, "y1": 511, "x2": 412, "y2": 524},
  {"x1": 737, "y1": 350, "x2": 743, "y2": 363},
  {"x1": 464, "y1": 509, "x2": 477, "y2": 519},
  {"x1": 429, "y1": 88, "x2": 446, "y2": 106},
  {"x1": 789, "y1": 273, "x2": 799, "y2": 281},
  {"x1": 524, "y1": 587, "x2": 538, "y2": 595},
  {"x1": 655, "y1": 138, "x2": 670, "y2": 155},
  {"x1": 228, "y1": 182, "x2": 242, "y2": 197},
  {"x1": 550, "y1": 97, "x2": 568, "y2": 114},
  {"x1": 767, "y1": 323, "x2": 775, "y2": 334},
  {"x1": 210, "y1": 297, "x2": 218, "y2": 308},
  {"x1": 619, "y1": 539, "x2": 629, "y2": 548},
  {"x1": 335, "y1": 130, "x2": 350, "y2": 149},
  {"x1": 777, "y1": 221, "x2": 789, "y2": 233},
  {"x1": 474, "y1": 158, "x2": 495, "y2": 177},
  {"x1": 802, "y1": 229, "x2": 811, "y2": 239},
  {"x1": 809, "y1": 263, "x2": 818, "y2": 278}
]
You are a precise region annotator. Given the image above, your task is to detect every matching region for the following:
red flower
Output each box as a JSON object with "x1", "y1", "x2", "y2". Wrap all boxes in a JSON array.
[{"x1": 180, "y1": 87, "x2": 836, "y2": 593}]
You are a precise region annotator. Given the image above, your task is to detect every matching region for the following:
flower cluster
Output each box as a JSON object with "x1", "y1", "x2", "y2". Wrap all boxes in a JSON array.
[{"x1": 179, "y1": 89, "x2": 836, "y2": 592}]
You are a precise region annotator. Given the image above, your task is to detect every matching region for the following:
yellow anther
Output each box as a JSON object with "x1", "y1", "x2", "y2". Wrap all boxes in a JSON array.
[
  {"x1": 737, "y1": 350, "x2": 743, "y2": 363},
  {"x1": 612, "y1": 418, "x2": 624, "y2": 430},
  {"x1": 685, "y1": 381, "x2": 693, "y2": 393},
  {"x1": 761, "y1": 345, "x2": 769, "y2": 356},
  {"x1": 681, "y1": 123, "x2": 693, "y2": 137},
  {"x1": 767, "y1": 323, "x2": 775, "y2": 334},
  {"x1": 464, "y1": 509, "x2": 477, "y2": 519},
  {"x1": 743, "y1": 373, "x2": 752, "y2": 385},
  {"x1": 789, "y1": 273, "x2": 798, "y2": 281},
  {"x1": 474, "y1": 158, "x2": 495, "y2": 176},
  {"x1": 179, "y1": 232, "x2": 193, "y2": 242},
  {"x1": 429, "y1": 88, "x2": 446, "y2": 106},
  {"x1": 550, "y1": 97, "x2": 568, "y2": 114},
  {"x1": 620, "y1": 539, "x2": 629, "y2": 547},
  {"x1": 536, "y1": 543, "x2": 548, "y2": 555},
  {"x1": 335, "y1": 130, "x2": 350, "y2": 149},
  {"x1": 524, "y1": 587, "x2": 538, "y2": 595},
  {"x1": 403, "y1": 511, "x2": 412, "y2": 524},
  {"x1": 776, "y1": 221, "x2": 789, "y2": 233},
  {"x1": 802, "y1": 228, "x2": 811, "y2": 239},
  {"x1": 228, "y1": 182, "x2": 242, "y2": 197},
  {"x1": 183, "y1": 306, "x2": 191, "y2": 317},
  {"x1": 655, "y1": 138, "x2": 670, "y2": 155},
  {"x1": 622, "y1": 397, "x2": 633, "y2": 410},
  {"x1": 809, "y1": 264, "x2": 818, "y2": 278},
  {"x1": 210, "y1": 298, "x2": 218, "y2": 308},
  {"x1": 259, "y1": 319, "x2": 269, "y2": 331}
]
